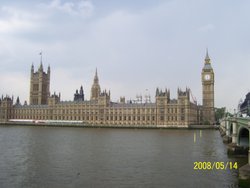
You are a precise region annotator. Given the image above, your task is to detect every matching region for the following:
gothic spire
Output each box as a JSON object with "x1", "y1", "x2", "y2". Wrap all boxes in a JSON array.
[
  {"x1": 94, "y1": 68, "x2": 99, "y2": 83},
  {"x1": 38, "y1": 51, "x2": 43, "y2": 71},
  {"x1": 16, "y1": 96, "x2": 20, "y2": 105},
  {"x1": 205, "y1": 48, "x2": 210, "y2": 62},
  {"x1": 31, "y1": 63, "x2": 34, "y2": 73},
  {"x1": 39, "y1": 62, "x2": 43, "y2": 72},
  {"x1": 156, "y1": 88, "x2": 159, "y2": 96},
  {"x1": 47, "y1": 64, "x2": 50, "y2": 73},
  {"x1": 203, "y1": 48, "x2": 213, "y2": 70},
  {"x1": 39, "y1": 51, "x2": 43, "y2": 64},
  {"x1": 80, "y1": 85, "x2": 83, "y2": 95}
]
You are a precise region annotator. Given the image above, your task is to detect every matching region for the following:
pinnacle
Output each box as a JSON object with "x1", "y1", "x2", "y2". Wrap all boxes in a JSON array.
[{"x1": 205, "y1": 48, "x2": 210, "y2": 61}]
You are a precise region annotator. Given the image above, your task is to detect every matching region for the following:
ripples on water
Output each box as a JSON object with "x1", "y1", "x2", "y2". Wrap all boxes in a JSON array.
[{"x1": 0, "y1": 126, "x2": 244, "y2": 187}]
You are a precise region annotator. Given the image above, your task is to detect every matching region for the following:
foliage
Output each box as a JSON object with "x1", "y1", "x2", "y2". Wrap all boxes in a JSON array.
[
  {"x1": 203, "y1": 120, "x2": 210, "y2": 125},
  {"x1": 215, "y1": 107, "x2": 226, "y2": 123}
]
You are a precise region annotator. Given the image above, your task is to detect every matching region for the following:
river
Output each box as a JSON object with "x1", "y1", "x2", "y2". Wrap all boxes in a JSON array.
[{"x1": 0, "y1": 126, "x2": 246, "y2": 187}]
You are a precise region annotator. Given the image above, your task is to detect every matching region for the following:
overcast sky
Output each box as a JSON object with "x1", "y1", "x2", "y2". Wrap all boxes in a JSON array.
[{"x1": 0, "y1": 0, "x2": 250, "y2": 112}]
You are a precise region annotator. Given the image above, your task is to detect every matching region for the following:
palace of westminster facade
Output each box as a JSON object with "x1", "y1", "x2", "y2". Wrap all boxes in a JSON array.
[{"x1": 0, "y1": 52, "x2": 215, "y2": 127}]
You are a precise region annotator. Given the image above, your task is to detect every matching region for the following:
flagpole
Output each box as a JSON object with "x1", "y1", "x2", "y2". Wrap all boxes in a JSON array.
[{"x1": 39, "y1": 51, "x2": 43, "y2": 64}]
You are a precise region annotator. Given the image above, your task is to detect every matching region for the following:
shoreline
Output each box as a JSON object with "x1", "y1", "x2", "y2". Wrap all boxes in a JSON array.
[{"x1": 0, "y1": 122, "x2": 216, "y2": 129}]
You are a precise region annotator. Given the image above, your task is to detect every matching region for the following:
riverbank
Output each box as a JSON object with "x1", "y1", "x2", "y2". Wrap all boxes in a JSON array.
[{"x1": 0, "y1": 121, "x2": 216, "y2": 129}]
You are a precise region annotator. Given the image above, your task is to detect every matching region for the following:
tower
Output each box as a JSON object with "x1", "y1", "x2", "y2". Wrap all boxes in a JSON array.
[
  {"x1": 0, "y1": 96, "x2": 13, "y2": 122},
  {"x1": 29, "y1": 62, "x2": 50, "y2": 105},
  {"x1": 74, "y1": 85, "x2": 84, "y2": 101},
  {"x1": 155, "y1": 88, "x2": 170, "y2": 125},
  {"x1": 90, "y1": 68, "x2": 101, "y2": 100},
  {"x1": 201, "y1": 50, "x2": 215, "y2": 124}
]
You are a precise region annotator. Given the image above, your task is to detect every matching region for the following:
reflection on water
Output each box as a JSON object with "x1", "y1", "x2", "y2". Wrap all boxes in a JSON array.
[{"x1": 0, "y1": 126, "x2": 246, "y2": 187}]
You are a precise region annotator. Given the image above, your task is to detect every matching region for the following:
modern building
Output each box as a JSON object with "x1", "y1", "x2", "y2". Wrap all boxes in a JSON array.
[{"x1": 0, "y1": 52, "x2": 215, "y2": 127}]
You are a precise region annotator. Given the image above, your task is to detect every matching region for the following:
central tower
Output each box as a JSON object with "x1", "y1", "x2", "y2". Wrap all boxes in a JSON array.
[
  {"x1": 201, "y1": 50, "x2": 215, "y2": 124},
  {"x1": 90, "y1": 68, "x2": 101, "y2": 100}
]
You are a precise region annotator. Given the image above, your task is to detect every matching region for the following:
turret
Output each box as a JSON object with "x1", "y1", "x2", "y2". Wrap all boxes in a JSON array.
[
  {"x1": 80, "y1": 86, "x2": 84, "y2": 96},
  {"x1": 0, "y1": 95, "x2": 13, "y2": 122},
  {"x1": 156, "y1": 88, "x2": 159, "y2": 97},
  {"x1": 16, "y1": 96, "x2": 20, "y2": 105},
  {"x1": 156, "y1": 87, "x2": 170, "y2": 104},
  {"x1": 48, "y1": 92, "x2": 60, "y2": 106},
  {"x1": 31, "y1": 64, "x2": 34, "y2": 74},
  {"x1": 38, "y1": 62, "x2": 43, "y2": 72},
  {"x1": 98, "y1": 89, "x2": 110, "y2": 106},
  {"x1": 47, "y1": 65, "x2": 50, "y2": 74},
  {"x1": 178, "y1": 88, "x2": 190, "y2": 99}
]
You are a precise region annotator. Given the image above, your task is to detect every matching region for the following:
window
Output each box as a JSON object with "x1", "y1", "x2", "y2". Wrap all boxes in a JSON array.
[{"x1": 33, "y1": 84, "x2": 39, "y2": 91}]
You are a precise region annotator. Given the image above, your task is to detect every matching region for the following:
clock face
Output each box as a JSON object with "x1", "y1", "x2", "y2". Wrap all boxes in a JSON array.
[{"x1": 204, "y1": 74, "x2": 211, "y2": 80}]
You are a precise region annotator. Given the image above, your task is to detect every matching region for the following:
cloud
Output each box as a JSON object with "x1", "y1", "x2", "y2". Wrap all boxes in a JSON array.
[
  {"x1": 46, "y1": 0, "x2": 94, "y2": 17},
  {"x1": 0, "y1": 6, "x2": 40, "y2": 33}
]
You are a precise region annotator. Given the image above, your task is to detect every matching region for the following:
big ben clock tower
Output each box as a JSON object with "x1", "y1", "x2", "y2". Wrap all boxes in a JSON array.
[{"x1": 202, "y1": 50, "x2": 215, "y2": 124}]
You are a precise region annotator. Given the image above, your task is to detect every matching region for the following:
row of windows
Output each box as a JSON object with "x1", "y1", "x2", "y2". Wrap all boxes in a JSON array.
[
  {"x1": 14, "y1": 111, "x2": 187, "y2": 119},
  {"x1": 14, "y1": 106, "x2": 189, "y2": 115},
  {"x1": 13, "y1": 114, "x2": 186, "y2": 122},
  {"x1": 14, "y1": 109, "x2": 157, "y2": 115},
  {"x1": 159, "y1": 108, "x2": 185, "y2": 113},
  {"x1": 15, "y1": 105, "x2": 189, "y2": 114}
]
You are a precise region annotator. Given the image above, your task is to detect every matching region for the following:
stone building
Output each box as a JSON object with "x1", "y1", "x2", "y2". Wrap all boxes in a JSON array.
[
  {"x1": 91, "y1": 68, "x2": 101, "y2": 101},
  {"x1": 29, "y1": 63, "x2": 50, "y2": 105},
  {"x1": 201, "y1": 50, "x2": 215, "y2": 124},
  {"x1": 0, "y1": 52, "x2": 215, "y2": 126}
]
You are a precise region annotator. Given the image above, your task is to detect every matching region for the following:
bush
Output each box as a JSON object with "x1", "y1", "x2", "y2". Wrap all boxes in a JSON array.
[{"x1": 203, "y1": 120, "x2": 210, "y2": 125}]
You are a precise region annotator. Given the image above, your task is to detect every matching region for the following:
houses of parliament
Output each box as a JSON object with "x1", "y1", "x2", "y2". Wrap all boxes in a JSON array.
[{"x1": 0, "y1": 52, "x2": 215, "y2": 127}]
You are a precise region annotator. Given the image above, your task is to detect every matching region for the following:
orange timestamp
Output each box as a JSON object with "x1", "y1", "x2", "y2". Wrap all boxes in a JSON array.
[{"x1": 193, "y1": 161, "x2": 238, "y2": 170}]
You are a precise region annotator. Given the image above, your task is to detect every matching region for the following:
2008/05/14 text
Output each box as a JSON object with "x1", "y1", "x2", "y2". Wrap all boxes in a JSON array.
[{"x1": 194, "y1": 161, "x2": 238, "y2": 170}]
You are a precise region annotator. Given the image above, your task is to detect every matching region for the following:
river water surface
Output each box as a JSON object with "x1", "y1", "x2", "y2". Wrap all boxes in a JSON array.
[{"x1": 0, "y1": 126, "x2": 246, "y2": 187}]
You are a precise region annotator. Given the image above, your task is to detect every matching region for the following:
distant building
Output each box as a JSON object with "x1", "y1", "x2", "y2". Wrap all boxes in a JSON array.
[
  {"x1": 0, "y1": 51, "x2": 215, "y2": 126},
  {"x1": 240, "y1": 92, "x2": 250, "y2": 115}
]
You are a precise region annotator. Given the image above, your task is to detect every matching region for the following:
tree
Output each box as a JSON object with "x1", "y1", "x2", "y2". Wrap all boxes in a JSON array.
[{"x1": 215, "y1": 107, "x2": 226, "y2": 124}]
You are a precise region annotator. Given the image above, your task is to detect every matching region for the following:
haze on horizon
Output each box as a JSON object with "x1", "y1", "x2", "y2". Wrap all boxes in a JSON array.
[{"x1": 0, "y1": 0, "x2": 250, "y2": 112}]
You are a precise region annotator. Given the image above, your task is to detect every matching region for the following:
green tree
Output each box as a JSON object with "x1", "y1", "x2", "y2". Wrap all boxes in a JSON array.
[{"x1": 215, "y1": 107, "x2": 226, "y2": 123}]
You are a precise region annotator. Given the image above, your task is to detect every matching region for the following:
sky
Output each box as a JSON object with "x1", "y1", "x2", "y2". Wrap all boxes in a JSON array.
[{"x1": 0, "y1": 0, "x2": 250, "y2": 112}]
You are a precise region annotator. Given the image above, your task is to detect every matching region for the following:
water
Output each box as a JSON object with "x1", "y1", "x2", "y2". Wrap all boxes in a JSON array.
[{"x1": 0, "y1": 126, "x2": 246, "y2": 188}]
